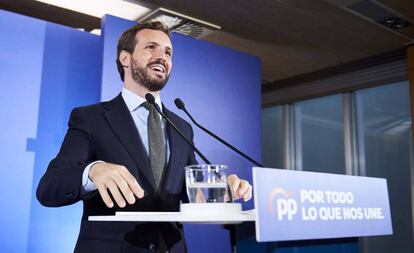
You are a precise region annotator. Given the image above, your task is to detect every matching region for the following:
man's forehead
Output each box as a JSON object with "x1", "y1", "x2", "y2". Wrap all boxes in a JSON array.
[{"x1": 135, "y1": 29, "x2": 172, "y2": 46}]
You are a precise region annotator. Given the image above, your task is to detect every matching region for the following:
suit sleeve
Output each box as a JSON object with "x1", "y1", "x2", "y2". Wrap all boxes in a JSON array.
[{"x1": 36, "y1": 107, "x2": 96, "y2": 207}]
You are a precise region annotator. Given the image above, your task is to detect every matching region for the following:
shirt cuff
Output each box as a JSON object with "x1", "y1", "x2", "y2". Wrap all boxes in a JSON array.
[{"x1": 82, "y1": 161, "x2": 104, "y2": 192}]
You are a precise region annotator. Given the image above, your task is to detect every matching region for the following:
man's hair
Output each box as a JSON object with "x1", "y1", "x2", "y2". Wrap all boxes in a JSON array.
[{"x1": 116, "y1": 21, "x2": 171, "y2": 81}]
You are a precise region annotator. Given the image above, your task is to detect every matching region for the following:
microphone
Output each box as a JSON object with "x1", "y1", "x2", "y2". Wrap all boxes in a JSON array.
[
  {"x1": 174, "y1": 98, "x2": 264, "y2": 167},
  {"x1": 145, "y1": 93, "x2": 233, "y2": 203}
]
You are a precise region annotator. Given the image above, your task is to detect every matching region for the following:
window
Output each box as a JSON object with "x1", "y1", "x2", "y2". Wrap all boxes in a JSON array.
[{"x1": 294, "y1": 95, "x2": 345, "y2": 173}]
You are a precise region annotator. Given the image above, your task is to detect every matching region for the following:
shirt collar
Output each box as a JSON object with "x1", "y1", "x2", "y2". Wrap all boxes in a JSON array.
[{"x1": 121, "y1": 87, "x2": 163, "y2": 112}]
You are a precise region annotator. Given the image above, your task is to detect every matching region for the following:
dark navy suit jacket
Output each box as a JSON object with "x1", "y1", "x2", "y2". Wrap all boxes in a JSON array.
[{"x1": 37, "y1": 94, "x2": 197, "y2": 253}]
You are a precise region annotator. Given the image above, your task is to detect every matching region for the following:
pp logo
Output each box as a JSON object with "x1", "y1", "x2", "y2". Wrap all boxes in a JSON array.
[{"x1": 268, "y1": 188, "x2": 298, "y2": 221}]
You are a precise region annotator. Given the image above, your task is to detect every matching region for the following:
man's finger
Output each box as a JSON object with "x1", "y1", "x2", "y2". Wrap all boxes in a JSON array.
[
  {"x1": 106, "y1": 181, "x2": 126, "y2": 208},
  {"x1": 97, "y1": 185, "x2": 114, "y2": 208},
  {"x1": 243, "y1": 185, "x2": 253, "y2": 202},
  {"x1": 119, "y1": 166, "x2": 145, "y2": 198},
  {"x1": 228, "y1": 175, "x2": 240, "y2": 195},
  {"x1": 238, "y1": 180, "x2": 250, "y2": 196},
  {"x1": 112, "y1": 173, "x2": 135, "y2": 205}
]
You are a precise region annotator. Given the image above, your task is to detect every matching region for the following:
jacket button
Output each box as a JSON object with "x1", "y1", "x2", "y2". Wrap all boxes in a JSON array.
[
  {"x1": 64, "y1": 192, "x2": 75, "y2": 198},
  {"x1": 149, "y1": 243, "x2": 155, "y2": 251}
]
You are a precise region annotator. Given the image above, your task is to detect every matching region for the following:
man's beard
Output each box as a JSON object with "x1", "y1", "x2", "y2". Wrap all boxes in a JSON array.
[{"x1": 130, "y1": 58, "x2": 169, "y2": 92}]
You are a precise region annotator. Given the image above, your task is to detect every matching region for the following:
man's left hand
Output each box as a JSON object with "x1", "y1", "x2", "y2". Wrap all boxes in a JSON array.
[{"x1": 228, "y1": 174, "x2": 252, "y2": 202}]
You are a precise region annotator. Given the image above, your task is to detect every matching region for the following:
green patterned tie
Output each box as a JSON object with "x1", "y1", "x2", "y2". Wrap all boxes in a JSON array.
[{"x1": 142, "y1": 102, "x2": 166, "y2": 190}]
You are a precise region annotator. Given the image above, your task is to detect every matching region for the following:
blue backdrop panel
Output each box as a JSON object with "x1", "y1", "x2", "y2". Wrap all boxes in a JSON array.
[
  {"x1": 0, "y1": 10, "x2": 45, "y2": 253},
  {"x1": 26, "y1": 22, "x2": 102, "y2": 253},
  {"x1": 100, "y1": 15, "x2": 261, "y2": 253},
  {"x1": 0, "y1": 10, "x2": 102, "y2": 253}
]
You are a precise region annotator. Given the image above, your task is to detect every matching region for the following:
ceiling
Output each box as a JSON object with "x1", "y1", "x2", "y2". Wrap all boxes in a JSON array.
[{"x1": 1, "y1": 0, "x2": 413, "y2": 86}]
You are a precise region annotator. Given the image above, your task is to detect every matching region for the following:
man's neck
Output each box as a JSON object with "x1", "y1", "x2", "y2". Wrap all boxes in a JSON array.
[{"x1": 124, "y1": 80, "x2": 160, "y2": 99}]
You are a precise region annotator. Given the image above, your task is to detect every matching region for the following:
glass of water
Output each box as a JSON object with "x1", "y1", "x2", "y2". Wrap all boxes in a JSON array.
[{"x1": 185, "y1": 164, "x2": 231, "y2": 203}]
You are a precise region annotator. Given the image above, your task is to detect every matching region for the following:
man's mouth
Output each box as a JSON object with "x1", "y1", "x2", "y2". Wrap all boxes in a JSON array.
[{"x1": 148, "y1": 63, "x2": 166, "y2": 74}]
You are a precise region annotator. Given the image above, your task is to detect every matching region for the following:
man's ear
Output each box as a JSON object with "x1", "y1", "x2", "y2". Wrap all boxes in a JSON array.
[{"x1": 119, "y1": 50, "x2": 130, "y2": 68}]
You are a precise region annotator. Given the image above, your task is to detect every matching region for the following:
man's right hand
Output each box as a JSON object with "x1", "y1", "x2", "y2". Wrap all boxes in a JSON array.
[{"x1": 89, "y1": 162, "x2": 144, "y2": 208}]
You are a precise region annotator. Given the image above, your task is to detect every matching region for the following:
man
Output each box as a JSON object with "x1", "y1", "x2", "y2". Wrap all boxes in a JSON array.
[{"x1": 37, "y1": 21, "x2": 252, "y2": 253}]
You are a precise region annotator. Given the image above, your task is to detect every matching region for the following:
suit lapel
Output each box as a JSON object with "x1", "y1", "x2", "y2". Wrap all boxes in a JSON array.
[{"x1": 103, "y1": 94, "x2": 156, "y2": 190}]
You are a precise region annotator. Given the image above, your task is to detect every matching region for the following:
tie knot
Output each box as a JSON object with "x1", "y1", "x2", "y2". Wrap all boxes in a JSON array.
[{"x1": 142, "y1": 101, "x2": 153, "y2": 111}]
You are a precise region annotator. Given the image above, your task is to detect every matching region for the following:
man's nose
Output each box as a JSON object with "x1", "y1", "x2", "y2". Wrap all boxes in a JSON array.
[{"x1": 153, "y1": 48, "x2": 168, "y2": 61}]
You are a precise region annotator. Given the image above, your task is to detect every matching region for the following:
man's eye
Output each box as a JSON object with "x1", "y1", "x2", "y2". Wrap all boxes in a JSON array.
[
  {"x1": 166, "y1": 51, "x2": 172, "y2": 56},
  {"x1": 146, "y1": 45, "x2": 155, "y2": 50}
]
